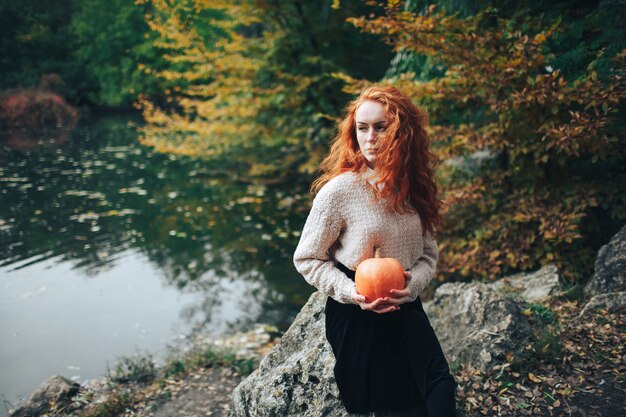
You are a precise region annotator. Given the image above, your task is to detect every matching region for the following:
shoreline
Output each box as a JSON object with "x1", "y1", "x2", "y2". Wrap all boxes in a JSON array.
[
  {"x1": 7, "y1": 324, "x2": 281, "y2": 417},
  {"x1": 9, "y1": 296, "x2": 625, "y2": 417}
]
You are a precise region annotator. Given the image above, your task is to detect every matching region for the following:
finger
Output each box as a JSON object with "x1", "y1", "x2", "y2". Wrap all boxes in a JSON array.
[
  {"x1": 381, "y1": 298, "x2": 400, "y2": 306},
  {"x1": 382, "y1": 296, "x2": 410, "y2": 306},
  {"x1": 353, "y1": 293, "x2": 367, "y2": 303},
  {"x1": 361, "y1": 297, "x2": 386, "y2": 310},
  {"x1": 388, "y1": 288, "x2": 410, "y2": 297},
  {"x1": 374, "y1": 305, "x2": 400, "y2": 314},
  {"x1": 370, "y1": 297, "x2": 386, "y2": 306}
]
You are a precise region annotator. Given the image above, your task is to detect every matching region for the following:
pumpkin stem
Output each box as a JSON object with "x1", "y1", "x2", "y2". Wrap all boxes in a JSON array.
[{"x1": 374, "y1": 247, "x2": 381, "y2": 258}]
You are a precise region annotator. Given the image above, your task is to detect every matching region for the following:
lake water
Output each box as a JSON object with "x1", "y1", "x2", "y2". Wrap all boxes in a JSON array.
[{"x1": 0, "y1": 113, "x2": 314, "y2": 414}]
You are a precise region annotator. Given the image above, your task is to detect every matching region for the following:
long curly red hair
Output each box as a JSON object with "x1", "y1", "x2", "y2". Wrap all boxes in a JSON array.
[{"x1": 312, "y1": 85, "x2": 443, "y2": 236}]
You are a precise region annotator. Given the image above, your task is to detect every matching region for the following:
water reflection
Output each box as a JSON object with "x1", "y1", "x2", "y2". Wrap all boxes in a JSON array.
[
  {"x1": 1, "y1": 127, "x2": 74, "y2": 152},
  {"x1": 0, "y1": 113, "x2": 314, "y2": 409},
  {"x1": 1, "y1": 115, "x2": 313, "y2": 303},
  {"x1": 0, "y1": 86, "x2": 79, "y2": 152}
]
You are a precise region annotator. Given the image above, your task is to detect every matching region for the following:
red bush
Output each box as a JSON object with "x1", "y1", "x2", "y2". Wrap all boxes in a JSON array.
[{"x1": 0, "y1": 89, "x2": 78, "y2": 131}]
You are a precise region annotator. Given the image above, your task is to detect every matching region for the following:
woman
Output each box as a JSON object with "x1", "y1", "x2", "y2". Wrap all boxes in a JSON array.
[{"x1": 293, "y1": 86, "x2": 457, "y2": 416}]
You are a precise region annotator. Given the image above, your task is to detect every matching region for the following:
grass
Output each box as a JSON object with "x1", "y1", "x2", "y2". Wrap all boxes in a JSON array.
[
  {"x1": 147, "y1": 390, "x2": 172, "y2": 413},
  {"x1": 82, "y1": 389, "x2": 136, "y2": 417},
  {"x1": 164, "y1": 344, "x2": 259, "y2": 378},
  {"x1": 34, "y1": 335, "x2": 272, "y2": 417},
  {"x1": 511, "y1": 301, "x2": 564, "y2": 373},
  {"x1": 107, "y1": 354, "x2": 158, "y2": 384}
]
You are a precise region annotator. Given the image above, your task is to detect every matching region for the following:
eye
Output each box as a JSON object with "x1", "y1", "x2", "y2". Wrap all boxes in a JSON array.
[
  {"x1": 358, "y1": 126, "x2": 368, "y2": 132},
  {"x1": 375, "y1": 125, "x2": 386, "y2": 132}
]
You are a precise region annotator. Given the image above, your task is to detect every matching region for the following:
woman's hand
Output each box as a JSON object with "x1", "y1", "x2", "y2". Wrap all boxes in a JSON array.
[
  {"x1": 376, "y1": 271, "x2": 413, "y2": 309},
  {"x1": 350, "y1": 272, "x2": 412, "y2": 313},
  {"x1": 351, "y1": 288, "x2": 399, "y2": 314}
]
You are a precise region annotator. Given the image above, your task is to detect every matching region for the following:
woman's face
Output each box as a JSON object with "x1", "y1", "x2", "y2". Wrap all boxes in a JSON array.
[{"x1": 355, "y1": 100, "x2": 387, "y2": 170}]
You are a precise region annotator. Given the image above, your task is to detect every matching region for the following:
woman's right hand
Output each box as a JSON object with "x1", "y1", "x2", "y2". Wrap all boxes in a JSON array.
[{"x1": 351, "y1": 288, "x2": 400, "y2": 314}]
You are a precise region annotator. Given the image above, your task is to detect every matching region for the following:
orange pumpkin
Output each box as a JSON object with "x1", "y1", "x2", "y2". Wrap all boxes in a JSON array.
[{"x1": 355, "y1": 247, "x2": 405, "y2": 301}]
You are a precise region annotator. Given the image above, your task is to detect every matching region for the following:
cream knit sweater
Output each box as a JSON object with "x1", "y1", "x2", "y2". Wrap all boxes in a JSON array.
[{"x1": 293, "y1": 168, "x2": 439, "y2": 305}]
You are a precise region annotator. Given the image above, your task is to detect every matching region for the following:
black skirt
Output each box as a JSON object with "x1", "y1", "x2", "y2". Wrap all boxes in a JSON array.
[{"x1": 325, "y1": 263, "x2": 452, "y2": 414}]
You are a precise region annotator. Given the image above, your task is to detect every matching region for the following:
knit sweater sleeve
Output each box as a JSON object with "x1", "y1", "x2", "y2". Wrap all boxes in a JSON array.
[
  {"x1": 293, "y1": 183, "x2": 358, "y2": 305},
  {"x1": 407, "y1": 230, "x2": 439, "y2": 301}
]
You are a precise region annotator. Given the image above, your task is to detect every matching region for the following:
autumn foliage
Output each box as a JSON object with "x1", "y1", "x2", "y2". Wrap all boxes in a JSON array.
[
  {"x1": 136, "y1": 0, "x2": 388, "y2": 178},
  {"x1": 0, "y1": 88, "x2": 77, "y2": 131},
  {"x1": 137, "y1": 1, "x2": 274, "y2": 162},
  {"x1": 344, "y1": 2, "x2": 626, "y2": 282},
  {"x1": 137, "y1": 0, "x2": 625, "y2": 284}
]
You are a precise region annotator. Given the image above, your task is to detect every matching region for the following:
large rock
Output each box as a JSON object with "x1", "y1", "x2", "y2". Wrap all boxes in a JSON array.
[
  {"x1": 424, "y1": 284, "x2": 533, "y2": 369},
  {"x1": 424, "y1": 264, "x2": 560, "y2": 369},
  {"x1": 231, "y1": 265, "x2": 561, "y2": 416},
  {"x1": 579, "y1": 291, "x2": 626, "y2": 318},
  {"x1": 584, "y1": 224, "x2": 626, "y2": 297},
  {"x1": 489, "y1": 264, "x2": 561, "y2": 302},
  {"x1": 230, "y1": 291, "x2": 347, "y2": 417},
  {"x1": 9, "y1": 375, "x2": 80, "y2": 417}
]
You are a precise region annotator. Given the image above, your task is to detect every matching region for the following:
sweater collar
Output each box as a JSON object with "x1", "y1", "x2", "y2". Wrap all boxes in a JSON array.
[{"x1": 364, "y1": 166, "x2": 376, "y2": 184}]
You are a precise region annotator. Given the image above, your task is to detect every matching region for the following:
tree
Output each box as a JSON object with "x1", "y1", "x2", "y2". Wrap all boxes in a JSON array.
[
  {"x1": 344, "y1": 1, "x2": 626, "y2": 283},
  {"x1": 70, "y1": 0, "x2": 169, "y2": 107},
  {"x1": 138, "y1": 0, "x2": 392, "y2": 178},
  {"x1": 0, "y1": 0, "x2": 77, "y2": 91}
]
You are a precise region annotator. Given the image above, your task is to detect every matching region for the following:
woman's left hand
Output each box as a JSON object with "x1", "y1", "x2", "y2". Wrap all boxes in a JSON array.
[{"x1": 381, "y1": 271, "x2": 412, "y2": 307}]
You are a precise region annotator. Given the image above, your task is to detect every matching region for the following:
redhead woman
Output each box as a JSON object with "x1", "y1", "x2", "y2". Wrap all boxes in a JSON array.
[{"x1": 293, "y1": 86, "x2": 458, "y2": 416}]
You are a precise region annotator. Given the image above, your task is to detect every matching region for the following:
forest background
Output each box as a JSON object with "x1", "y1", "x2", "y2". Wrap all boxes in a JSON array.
[{"x1": 2, "y1": 0, "x2": 625, "y2": 287}]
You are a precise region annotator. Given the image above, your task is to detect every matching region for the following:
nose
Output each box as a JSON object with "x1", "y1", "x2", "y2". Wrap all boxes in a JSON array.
[{"x1": 366, "y1": 127, "x2": 377, "y2": 142}]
